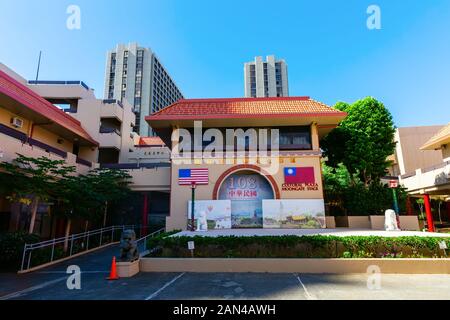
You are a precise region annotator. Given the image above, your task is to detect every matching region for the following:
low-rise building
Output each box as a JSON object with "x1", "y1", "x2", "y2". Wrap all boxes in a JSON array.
[
  {"x1": 0, "y1": 67, "x2": 99, "y2": 233},
  {"x1": 147, "y1": 97, "x2": 346, "y2": 231},
  {"x1": 393, "y1": 124, "x2": 450, "y2": 231},
  {"x1": 27, "y1": 79, "x2": 136, "y2": 164}
]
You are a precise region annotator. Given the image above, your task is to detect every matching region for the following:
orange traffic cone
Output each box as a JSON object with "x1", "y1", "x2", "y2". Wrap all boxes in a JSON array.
[{"x1": 106, "y1": 256, "x2": 119, "y2": 280}]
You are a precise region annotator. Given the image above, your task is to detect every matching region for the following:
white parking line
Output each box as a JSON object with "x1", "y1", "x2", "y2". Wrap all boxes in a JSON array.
[
  {"x1": 145, "y1": 272, "x2": 186, "y2": 300},
  {"x1": 37, "y1": 271, "x2": 108, "y2": 274},
  {"x1": 0, "y1": 276, "x2": 67, "y2": 300},
  {"x1": 295, "y1": 274, "x2": 317, "y2": 300}
]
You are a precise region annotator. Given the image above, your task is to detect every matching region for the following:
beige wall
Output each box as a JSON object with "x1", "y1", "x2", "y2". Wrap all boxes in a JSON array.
[
  {"x1": 166, "y1": 123, "x2": 325, "y2": 231},
  {"x1": 395, "y1": 126, "x2": 444, "y2": 175},
  {"x1": 167, "y1": 155, "x2": 324, "y2": 231}
]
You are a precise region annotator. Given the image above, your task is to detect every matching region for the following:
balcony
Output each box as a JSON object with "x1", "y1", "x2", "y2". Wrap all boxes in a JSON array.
[
  {"x1": 100, "y1": 100, "x2": 124, "y2": 120},
  {"x1": 98, "y1": 128, "x2": 122, "y2": 150},
  {"x1": 400, "y1": 161, "x2": 450, "y2": 194}
]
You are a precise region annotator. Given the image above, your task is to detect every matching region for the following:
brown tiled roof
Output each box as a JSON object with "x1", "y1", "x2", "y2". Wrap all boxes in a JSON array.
[
  {"x1": 138, "y1": 136, "x2": 165, "y2": 146},
  {"x1": 146, "y1": 97, "x2": 346, "y2": 120}
]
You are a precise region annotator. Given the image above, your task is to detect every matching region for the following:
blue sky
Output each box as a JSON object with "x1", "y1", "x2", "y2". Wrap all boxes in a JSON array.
[{"x1": 0, "y1": 0, "x2": 449, "y2": 127}]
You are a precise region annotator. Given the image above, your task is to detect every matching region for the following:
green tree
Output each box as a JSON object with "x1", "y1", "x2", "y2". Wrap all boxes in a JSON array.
[
  {"x1": 85, "y1": 168, "x2": 132, "y2": 227},
  {"x1": 53, "y1": 168, "x2": 131, "y2": 252},
  {"x1": 321, "y1": 97, "x2": 396, "y2": 186},
  {"x1": 0, "y1": 154, "x2": 75, "y2": 234}
]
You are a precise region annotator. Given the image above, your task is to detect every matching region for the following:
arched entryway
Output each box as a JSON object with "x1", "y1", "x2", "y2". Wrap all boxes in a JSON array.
[{"x1": 215, "y1": 166, "x2": 278, "y2": 228}]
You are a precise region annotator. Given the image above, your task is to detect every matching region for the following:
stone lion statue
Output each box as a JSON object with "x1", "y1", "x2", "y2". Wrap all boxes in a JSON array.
[{"x1": 119, "y1": 229, "x2": 139, "y2": 262}]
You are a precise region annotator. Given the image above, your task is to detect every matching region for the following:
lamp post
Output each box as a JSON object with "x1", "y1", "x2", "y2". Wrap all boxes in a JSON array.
[{"x1": 191, "y1": 182, "x2": 196, "y2": 231}]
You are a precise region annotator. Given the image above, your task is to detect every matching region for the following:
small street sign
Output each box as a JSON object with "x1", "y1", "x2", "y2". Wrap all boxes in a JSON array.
[
  {"x1": 388, "y1": 180, "x2": 398, "y2": 188},
  {"x1": 188, "y1": 241, "x2": 195, "y2": 250},
  {"x1": 439, "y1": 241, "x2": 448, "y2": 250}
]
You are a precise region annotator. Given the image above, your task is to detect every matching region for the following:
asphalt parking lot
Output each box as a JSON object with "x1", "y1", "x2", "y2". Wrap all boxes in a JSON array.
[
  {"x1": 1, "y1": 245, "x2": 450, "y2": 300},
  {"x1": 2, "y1": 271, "x2": 450, "y2": 300}
]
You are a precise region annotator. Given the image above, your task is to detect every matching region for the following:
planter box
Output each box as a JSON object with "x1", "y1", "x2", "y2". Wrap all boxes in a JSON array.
[
  {"x1": 334, "y1": 216, "x2": 349, "y2": 228},
  {"x1": 334, "y1": 216, "x2": 371, "y2": 228},
  {"x1": 346, "y1": 216, "x2": 371, "y2": 229},
  {"x1": 370, "y1": 216, "x2": 385, "y2": 230},
  {"x1": 325, "y1": 216, "x2": 336, "y2": 229},
  {"x1": 117, "y1": 259, "x2": 140, "y2": 278},
  {"x1": 140, "y1": 257, "x2": 450, "y2": 274},
  {"x1": 399, "y1": 216, "x2": 420, "y2": 231}
]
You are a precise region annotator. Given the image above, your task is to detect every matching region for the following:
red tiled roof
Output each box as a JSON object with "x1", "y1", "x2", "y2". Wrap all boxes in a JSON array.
[
  {"x1": 138, "y1": 136, "x2": 166, "y2": 147},
  {"x1": 146, "y1": 97, "x2": 346, "y2": 120},
  {"x1": 0, "y1": 70, "x2": 98, "y2": 146}
]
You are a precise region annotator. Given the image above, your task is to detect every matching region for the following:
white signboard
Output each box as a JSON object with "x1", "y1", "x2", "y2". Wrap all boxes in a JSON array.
[
  {"x1": 262, "y1": 199, "x2": 326, "y2": 229},
  {"x1": 439, "y1": 241, "x2": 448, "y2": 250},
  {"x1": 188, "y1": 200, "x2": 232, "y2": 230},
  {"x1": 188, "y1": 241, "x2": 195, "y2": 250}
]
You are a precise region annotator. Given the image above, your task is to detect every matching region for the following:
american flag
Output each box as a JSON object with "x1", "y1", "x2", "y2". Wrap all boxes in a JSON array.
[{"x1": 178, "y1": 168, "x2": 209, "y2": 185}]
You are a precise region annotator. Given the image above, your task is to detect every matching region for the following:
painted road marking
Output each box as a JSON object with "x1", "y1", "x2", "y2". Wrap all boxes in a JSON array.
[
  {"x1": 37, "y1": 271, "x2": 108, "y2": 274},
  {"x1": 144, "y1": 272, "x2": 186, "y2": 300},
  {"x1": 0, "y1": 276, "x2": 67, "y2": 300},
  {"x1": 295, "y1": 274, "x2": 317, "y2": 300}
]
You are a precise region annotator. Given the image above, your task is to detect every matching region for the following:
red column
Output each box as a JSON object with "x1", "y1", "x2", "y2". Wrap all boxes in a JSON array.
[
  {"x1": 423, "y1": 194, "x2": 434, "y2": 232},
  {"x1": 142, "y1": 193, "x2": 149, "y2": 236}
]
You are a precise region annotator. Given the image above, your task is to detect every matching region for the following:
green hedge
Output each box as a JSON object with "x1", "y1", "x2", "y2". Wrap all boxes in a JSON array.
[
  {"x1": 146, "y1": 235, "x2": 450, "y2": 259},
  {"x1": 0, "y1": 232, "x2": 40, "y2": 271}
]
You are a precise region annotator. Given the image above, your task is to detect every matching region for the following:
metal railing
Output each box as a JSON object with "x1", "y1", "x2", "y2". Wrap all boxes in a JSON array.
[
  {"x1": 136, "y1": 228, "x2": 165, "y2": 256},
  {"x1": 19, "y1": 224, "x2": 157, "y2": 272}
]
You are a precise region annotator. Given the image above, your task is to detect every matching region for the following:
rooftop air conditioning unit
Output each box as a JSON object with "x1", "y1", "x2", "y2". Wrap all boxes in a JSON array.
[{"x1": 11, "y1": 117, "x2": 23, "y2": 128}]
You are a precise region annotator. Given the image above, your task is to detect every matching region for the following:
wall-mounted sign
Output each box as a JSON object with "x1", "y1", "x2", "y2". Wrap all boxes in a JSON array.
[
  {"x1": 179, "y1": 168, "x2": 209, "y2": 185},
  {"x1": 262, "y1": 199, "x2": 326, "y2": 229}
]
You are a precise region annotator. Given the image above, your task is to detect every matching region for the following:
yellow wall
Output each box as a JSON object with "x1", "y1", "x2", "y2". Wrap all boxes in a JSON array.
[
  {"x1": 32, "y1": 126, "x2": 73, "y2": 153},
  {"x1": 0, "y1": 107, "x2": 75, "y2": 153},
  {"x1": 0, "y1": 107, "x2": 32, "y2": 135}
]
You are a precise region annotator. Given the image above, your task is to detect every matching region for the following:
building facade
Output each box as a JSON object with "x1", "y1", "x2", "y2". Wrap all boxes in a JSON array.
[
  {"x1": 104, "y1": 43, "x2": 184, "y2": 136},
  {"x1": 147, "y1": 97, "x2": 346, "y2": 231},
  {"x1": 399, "y1": 123, "x2": 450, "y2": 231},
  {"x1": 27, "y1": 80, "x2": 136, "y2": 165},
  {"x1": 388, "y1": 125, "x2": 444, "y2": 176},
  {"x1": 244, "y1": 56, "x2": 288, "y2": 98},
  {"x1": 0, "y1": 67, "x2": 99, "y2": 234}
]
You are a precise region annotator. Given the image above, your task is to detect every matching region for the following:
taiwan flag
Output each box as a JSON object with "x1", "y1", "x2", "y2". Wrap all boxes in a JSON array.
[{"x1": 284, "y1": 167, "x2": 315, "y2": 184}]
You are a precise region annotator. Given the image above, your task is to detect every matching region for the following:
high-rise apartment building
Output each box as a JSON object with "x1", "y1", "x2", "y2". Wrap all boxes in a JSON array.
[
  {"x1": 244, "y1": 55, "x2": 289, "y2": 98},
  {"x1": 104, "y1": 43, "x2": 184, "y2": 136}
]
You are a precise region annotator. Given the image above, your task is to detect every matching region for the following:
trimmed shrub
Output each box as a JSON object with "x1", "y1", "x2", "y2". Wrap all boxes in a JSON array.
[
  {"x1": 0, "y1": 231, "x2": 40, "y2": 271},
  {"x1": 146, "y1": 235, "x2": 450, "y2": 259}
]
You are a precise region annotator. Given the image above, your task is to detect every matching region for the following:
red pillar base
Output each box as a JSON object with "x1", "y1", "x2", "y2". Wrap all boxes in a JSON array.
[{"x1": 423, "y1": 194, "x2": 435, "y2": 232}]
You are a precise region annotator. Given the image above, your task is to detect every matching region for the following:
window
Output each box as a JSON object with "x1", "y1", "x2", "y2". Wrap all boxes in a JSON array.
[{"x1": 279, "y1": 126, "x2": 312, "y2": 150}]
